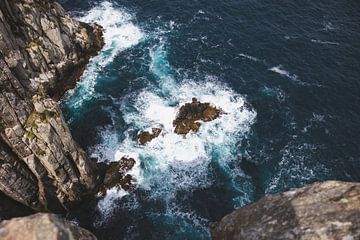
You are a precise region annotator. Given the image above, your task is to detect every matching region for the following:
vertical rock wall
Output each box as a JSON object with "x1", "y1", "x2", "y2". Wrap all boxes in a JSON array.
[{"x1": 0, "y1": 0, "x2": 104, "y2": 212}]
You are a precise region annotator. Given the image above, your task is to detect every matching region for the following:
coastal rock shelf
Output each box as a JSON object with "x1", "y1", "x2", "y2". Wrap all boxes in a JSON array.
[{"x1": 0, "y1": 0, "x2": 104, "y2": 212}]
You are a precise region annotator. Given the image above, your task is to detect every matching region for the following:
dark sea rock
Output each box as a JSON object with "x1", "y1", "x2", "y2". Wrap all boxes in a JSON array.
[
  {"x1": 100, "y1": 157, "x2": 136, "y2": 193},
  {"x1": 0, "y1": 0, "x2": 104, "y2": 212},
  {"x1": 173, "y1": 98, "x2": 221, "y2": 135},
  {"x1": 0, "y1": 213, "x2": 96, "y2": 240},
  {"x1": 211, "y1": 181, "x2": 360, "y2": 240},
  {"x1": 137, "y1": 128, "x2": 162, "y2": 145}
]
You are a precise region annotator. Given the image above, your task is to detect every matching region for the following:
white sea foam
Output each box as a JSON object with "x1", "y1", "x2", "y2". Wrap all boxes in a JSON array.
[
  {"x1": 102, "y1": 44, "x2": 257, "y2": 209},
  {"x1": 311, "y1": 39, "x2": 339, "y2": 45},
  {"x1": 238, "y1": 53, "x2": 260, "y2": 62},
  {"x1": 76, "y1": 7, "x2": 257, "y2": 220},
  {"x1": 269, "y1": 65, "x2": 298, "y2": 81},
  {"x1": 269, "y1": 65, "x2": 323, "y2": 87},
  {"x1": 64, "y1": 1, "x2": 144, "y2": 108},
  {"x1": 97, "y1": 187, "x2": 129, "y2": 220}
]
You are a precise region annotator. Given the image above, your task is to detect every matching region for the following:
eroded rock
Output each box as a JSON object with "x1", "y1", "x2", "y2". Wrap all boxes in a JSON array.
[
  {"x1": 173, "y1": 98, "x2": 221, "y2": 135},
  {"x1": 0, "y1": 0, "x2": 104, "y2": 212},
  {"x1": 211, "y1": 181, "x2": 360, "y2": 240},
  {"x1": 100, "y1": 157, "x2": 136, "y2": 193},
  {"x1": 137, "y1": 128, "x2": 162, "y2": 145},
  {"x1": 0, "y1": 213, "x2": 96, "y2": 240}
]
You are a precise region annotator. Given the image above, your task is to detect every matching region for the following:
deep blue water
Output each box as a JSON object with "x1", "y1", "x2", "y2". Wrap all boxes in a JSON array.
[{"x1": 59, "y1": 0, "x2": 360, "y2": 239}]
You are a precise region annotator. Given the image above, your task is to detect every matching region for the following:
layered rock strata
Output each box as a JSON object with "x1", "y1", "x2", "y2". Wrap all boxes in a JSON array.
[
  {"x1": 0, "y1": 0, "x2": 104, "y2": 212},
  {"x1": 211, "y1": 181, "x2": 360, "y2": 240}
]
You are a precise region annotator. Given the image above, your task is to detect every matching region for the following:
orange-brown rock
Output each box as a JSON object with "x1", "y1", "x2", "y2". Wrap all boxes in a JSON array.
[
  {"x1": 173, "y1": 98, "x2": 221, "y2": 135},
  {"x1": 137, "y1": 128, "x2": 162, "y2": 145}
]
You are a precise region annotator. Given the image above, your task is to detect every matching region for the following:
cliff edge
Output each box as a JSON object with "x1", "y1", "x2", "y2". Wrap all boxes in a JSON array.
[
  {"x1": 211, "y1": 181, "x2": 360, "y2": 240},
  {"x1": 0, "y1": 0, "x2": 104, "y2": 213}
]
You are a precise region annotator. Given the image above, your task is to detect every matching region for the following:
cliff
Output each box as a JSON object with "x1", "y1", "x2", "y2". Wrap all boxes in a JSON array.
[
  {"x1": 0, "y1": 213, "x2": 96, "y2": 239},
  {"x1": 211, "y1": 181, "x2": 360, "y2": 240},
  {"x1": 0, "y1": 0, "x2": 104, "y2": 212}
]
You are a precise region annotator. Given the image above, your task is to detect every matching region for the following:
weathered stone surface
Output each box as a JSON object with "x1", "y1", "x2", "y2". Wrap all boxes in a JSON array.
[
  {"x1": 173, "y1": 98, "x2": 221, "y2": 135},
  {"x1": 0, "y1": 0, "x2": 104, "y2": 212},
  {"x1": 137, "y1": 128, "x2": 162, "y2": 145},
  {"x1": 211, "y1": 181, "x2": 360, "y2": 240},
  {"x1": 0, "y1": 213, "x2": 96, "y2": 240},
  {"x1": 100, "y1": 157, "x2": 136, "y2": 193}
]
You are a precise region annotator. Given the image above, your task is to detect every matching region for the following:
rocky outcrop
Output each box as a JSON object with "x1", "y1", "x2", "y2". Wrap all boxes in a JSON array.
[
  {"x1": 173, "y1": 98, "x2": 221, "y2": 135},
  {"x1": 137, "y1": 128, "x2": 162, "y2": 145},
  {"x1": 0, "y1": 213, "x2": 96, "y2": 240},
  {"x1": 0, "y1": 0, "x2": 104, "y2": 212},
  {"x1": 211, "y1": 181, "x2": 360, "y2": 240},
  {"x1": 100, "y1": 157, "x2": 136, "y2": 193}
]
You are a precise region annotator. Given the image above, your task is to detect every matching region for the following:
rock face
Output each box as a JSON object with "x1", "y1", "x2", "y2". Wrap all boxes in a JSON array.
[
  {"x1": 211, "y1": 181, "x2": 360, "y2": 240},
  {"x1": 173, "y1": 98, "x2": 221, "y2": 135},
  {"x1": 0, "y1": 0, "x2": 104, "y2": 212},
  {"x1": 0, "y1": 213, "x2": 96, "y2": 240}
]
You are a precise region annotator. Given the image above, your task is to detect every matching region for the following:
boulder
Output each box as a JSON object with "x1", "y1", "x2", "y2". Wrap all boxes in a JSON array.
[
  {"x1": 137, "y1": 128, "x2": 162, "y2": 145},
  {"x1": 173, "y1": 98, "x2": 221, "y2": 135},
  {"x1": 211, "y1": 181, "x2": 360, "y2": 240},
  {"x1": 0, "y1": 213, "x2": 96, "y2": 240},
  {"x1": 101, "y1": 157, "x2": 136, "y2": 192}
]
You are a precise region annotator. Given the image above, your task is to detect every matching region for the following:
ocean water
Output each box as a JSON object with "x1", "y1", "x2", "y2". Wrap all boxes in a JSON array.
[{"x1": 59, "y1": 0, "x2": 360, "y2": 239}]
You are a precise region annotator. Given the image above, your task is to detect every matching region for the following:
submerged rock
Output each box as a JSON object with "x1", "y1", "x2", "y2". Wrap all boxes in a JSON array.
[
  {"x1": 137, "y1": 128, "x2": 162, "y2": 145},
  {"x1": 173, "y1": 98, "x2": 221, "y2": 135},
  {"x1": 211, "y1": 181, "x2": 360, "y2": 240},
  {"x1": 101, "y1": 157, "x2": 136, "y2": 193},
  {"x1": 0, "y1": 213, "x2": 96, "y2": 240}
]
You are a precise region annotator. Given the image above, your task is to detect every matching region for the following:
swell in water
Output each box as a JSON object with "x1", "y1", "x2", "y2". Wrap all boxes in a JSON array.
[{"x1": 63, "y1": 1, "x2": 256, "y2": 238}]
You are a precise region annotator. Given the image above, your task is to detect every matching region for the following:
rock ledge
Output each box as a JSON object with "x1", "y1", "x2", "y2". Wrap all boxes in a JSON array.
[{"x1": 211, "y1": 181, "x2": 360, "y2": 240}]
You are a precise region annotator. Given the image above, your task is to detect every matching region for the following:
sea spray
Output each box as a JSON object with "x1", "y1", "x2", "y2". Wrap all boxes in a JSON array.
[{"x1": 64, "y1": 1, "x2": 144, "y2": 109}]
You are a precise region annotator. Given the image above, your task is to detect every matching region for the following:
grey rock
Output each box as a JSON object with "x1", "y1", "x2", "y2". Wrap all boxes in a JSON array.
[
  {"x1": 211, "y1": 181, "x2": 360, "y2": 240},
  {"x1": 0, "y1": 0, "x2": 104, "y2": 212},
  {"x1": 0, "y1": 213, "x2": 96, "y2": 240}
]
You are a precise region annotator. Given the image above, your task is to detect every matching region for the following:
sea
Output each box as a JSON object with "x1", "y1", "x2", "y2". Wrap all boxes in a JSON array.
[{"x1": 58, "y1": 0, "x2": 360, "y2": 239}]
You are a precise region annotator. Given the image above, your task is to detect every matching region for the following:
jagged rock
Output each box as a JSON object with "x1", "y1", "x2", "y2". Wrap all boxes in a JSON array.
[
  {"x1": 0, "y1": 213, "x2": 96, "y2": 240},
  {"x1": 0, "y1": 0, "x2": 104, "y2": 212},
  {"x1": 137, "y1": 128, "x2": 162, "y2": 145},
  {"x1": 173, "y1": 98, "x2": 221, "y2": 135},
  {"x1": 100, "y1": 157, "x2": 136, "y2": 193},
  {"x1": 211, "y1": 181, "x2": 360, "y2": 240}
]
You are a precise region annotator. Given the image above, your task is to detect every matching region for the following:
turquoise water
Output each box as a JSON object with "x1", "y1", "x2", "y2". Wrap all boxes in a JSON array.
[{"x1": 59, "y1": 0, "x2": 360, "y2": 239}]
